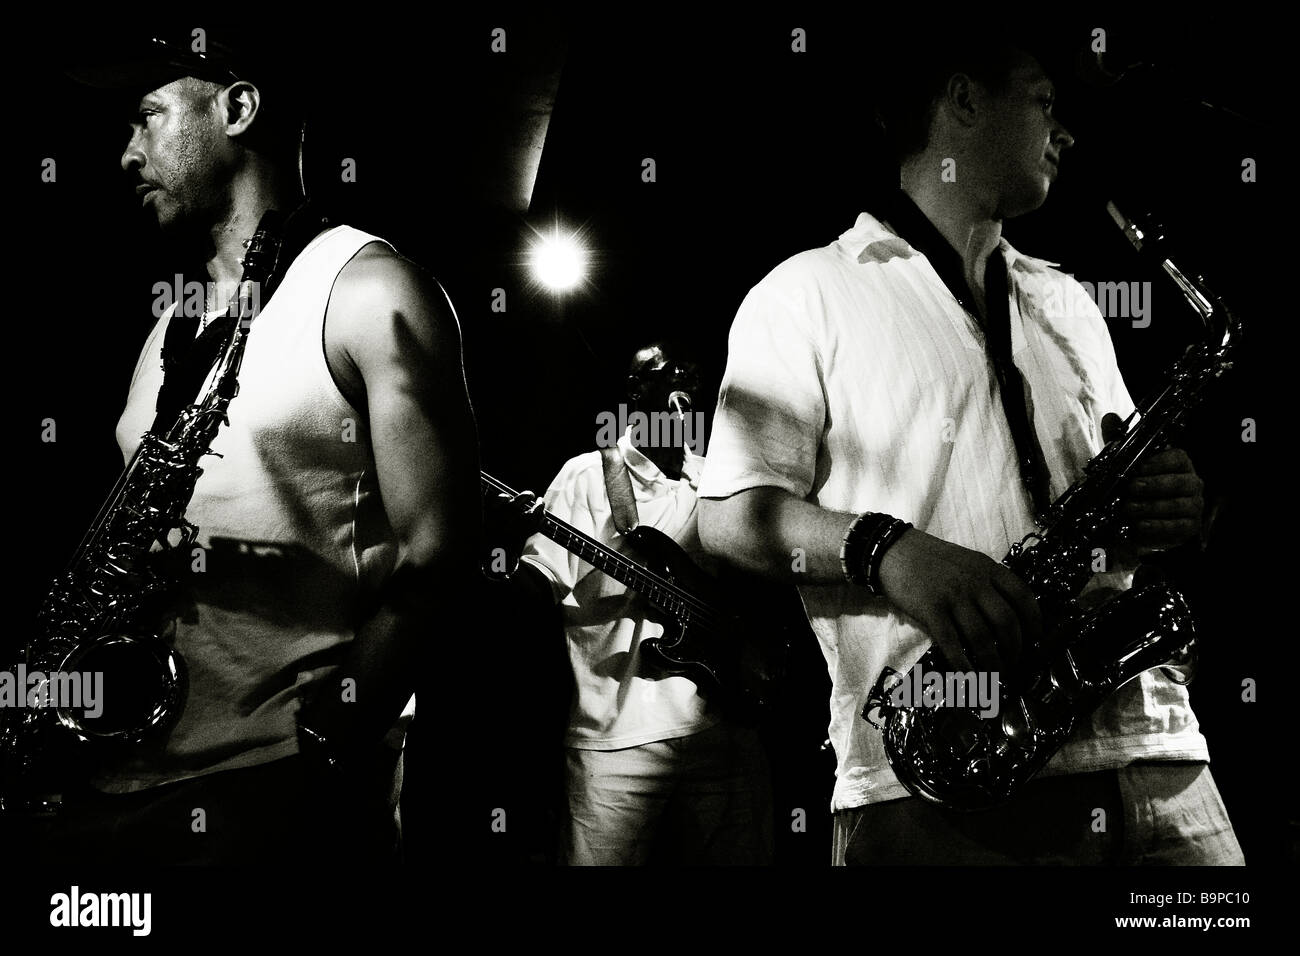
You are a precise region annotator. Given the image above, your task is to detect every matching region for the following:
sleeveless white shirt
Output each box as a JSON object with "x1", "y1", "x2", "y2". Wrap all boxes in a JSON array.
[{"x1": 100, "y1": 225, "x2": 397, "y2": 792}]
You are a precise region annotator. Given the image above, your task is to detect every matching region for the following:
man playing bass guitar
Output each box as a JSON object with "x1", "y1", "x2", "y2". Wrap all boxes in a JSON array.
[{"x1": 497, "y1": 342, "x2": 773, "y2": 866}]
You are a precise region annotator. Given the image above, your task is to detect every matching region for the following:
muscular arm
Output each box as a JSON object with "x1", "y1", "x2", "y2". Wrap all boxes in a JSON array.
[
  {"x1": 299, "y1": 246, "x2": 480, "y2": 752},
  {"x1": 698, "y1": 486, "x2": 856, "y2": 582},
  {"x1": 699, "y1": 417, "x2": 1192, "y2": 676},
  {"x1": 701, "y1": 269, "x2": 1038, "y2": 677},
  {"x1": 699, "y1": 486, "x2": 1041, "y2": 674}
]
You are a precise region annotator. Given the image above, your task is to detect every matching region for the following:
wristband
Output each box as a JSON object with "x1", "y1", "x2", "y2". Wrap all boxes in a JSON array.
[
  {"x1": 840, "y1": 511, "x2": 912, "y2": 595},
  {"x1": 865, "y1": 517, "x2": 912, "y2": 595}
]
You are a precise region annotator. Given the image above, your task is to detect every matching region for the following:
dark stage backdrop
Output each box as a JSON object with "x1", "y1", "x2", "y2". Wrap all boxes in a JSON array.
[{"x1": 16, "y1": 7, "x2": 1281, "y2": 881}]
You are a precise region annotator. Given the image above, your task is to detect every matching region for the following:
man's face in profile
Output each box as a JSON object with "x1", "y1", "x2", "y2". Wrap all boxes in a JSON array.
[
  {"x1": 120, "y1": 77, "x2": 232, "y2": 233},
  {"x1": 976, "y1": 53, "x2": 1074, "y2": 218}
]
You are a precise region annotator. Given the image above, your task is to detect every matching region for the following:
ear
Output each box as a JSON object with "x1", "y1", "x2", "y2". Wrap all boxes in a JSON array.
[
  {"x1": 940, "y1": 72, "x2": 980, "y2": 129},
  {"x1": 220, "y1": 81, "x2": 262, "y2": 138}
]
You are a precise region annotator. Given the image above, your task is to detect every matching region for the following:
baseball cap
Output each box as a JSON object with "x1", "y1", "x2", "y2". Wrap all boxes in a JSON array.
[{"x1": 65, "y1": 26, "x2": 298, "y2": 102}]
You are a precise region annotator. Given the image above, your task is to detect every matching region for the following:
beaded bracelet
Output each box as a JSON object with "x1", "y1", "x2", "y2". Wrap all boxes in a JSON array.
[{"x1": 840, "y1": 511, "x2": 913, "y2": 595}]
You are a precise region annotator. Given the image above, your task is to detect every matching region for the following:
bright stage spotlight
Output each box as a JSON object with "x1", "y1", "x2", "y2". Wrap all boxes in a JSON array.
[{"x1": 529, "y1": 230, "x2": 588, "y2": 291}]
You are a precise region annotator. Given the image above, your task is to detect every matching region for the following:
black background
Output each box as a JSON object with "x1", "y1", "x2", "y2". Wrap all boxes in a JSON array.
[{"x1": 10, "y1": 3, "x2": 1283, "y2": 918}]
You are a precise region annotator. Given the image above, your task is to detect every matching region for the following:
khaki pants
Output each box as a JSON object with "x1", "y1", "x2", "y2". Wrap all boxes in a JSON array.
[
  {"x1": 564, "y1": 721, "x2": 772, "y2": 865},
  {"x1": 833, "y1": 761, "x2": 1244, "y2": 866}
]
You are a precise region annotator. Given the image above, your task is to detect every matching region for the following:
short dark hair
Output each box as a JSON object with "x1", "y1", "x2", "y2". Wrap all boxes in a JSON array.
[{"x1": 871, "y1": 25, "x2": 1048, "y2": 164}]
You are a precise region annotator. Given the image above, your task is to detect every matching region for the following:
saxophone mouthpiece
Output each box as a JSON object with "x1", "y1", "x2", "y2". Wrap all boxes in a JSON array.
[
  {"x1": 1106, "y1": 201, "x2": 1147, "y2": 253},
  {"x1": 1104, "y1": 201, "x2": 1129, "y2": 231}
]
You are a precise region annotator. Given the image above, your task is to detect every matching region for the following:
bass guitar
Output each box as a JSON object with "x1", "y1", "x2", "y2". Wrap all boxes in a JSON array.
[{"x1": 483, "y1": 471, "x2": 800, "y2": 714}]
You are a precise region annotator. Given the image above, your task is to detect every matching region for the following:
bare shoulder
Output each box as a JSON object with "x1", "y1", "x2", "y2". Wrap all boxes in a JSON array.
[
  {"x1": 323, "y1": 242, "x2": 464, "y2": 401},
  {"x1": 329, "y1": 242, "x2": 458, "y2": 345}
]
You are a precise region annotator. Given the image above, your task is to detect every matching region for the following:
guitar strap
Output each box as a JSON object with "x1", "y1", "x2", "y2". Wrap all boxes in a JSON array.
[{"x1": 600, "y1": 446, "x2": 640, "y2": 533}]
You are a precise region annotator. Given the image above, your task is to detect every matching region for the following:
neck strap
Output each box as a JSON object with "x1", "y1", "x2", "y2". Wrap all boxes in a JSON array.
[{"x1": 876, "y1": 189, "x2": 1053, "y2": 517}]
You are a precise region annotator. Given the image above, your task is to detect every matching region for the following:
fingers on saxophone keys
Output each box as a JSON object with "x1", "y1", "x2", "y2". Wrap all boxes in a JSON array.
[
  {"x1": 930, "y1": 619, "x2": 976, "y2": 675},
  {"x1": 1100, "y1": 412, "x2": 1126, "y2": 444},
  {"x1": 950, "y1": 605, "x2": 1001, "y2": 675},
  {"x1": 1131, "y1": 518, "x2": 1202, "y2": 552},
  {"x1": 1126, "y1": 471, "x2": 1202, "y2": 498},
  {"x1": 1133, "y1": 446, "x2": 1195, "y2": 475},
  {"x1": 977, "y1": 590, "x2": 1023, "y2": 667},
  {"x1": 1122, "y1": 495, "x2": 1203, "y2": 519},
  {"x1": 991, "y1": 567, "x2": 1042, "y2": 652}
]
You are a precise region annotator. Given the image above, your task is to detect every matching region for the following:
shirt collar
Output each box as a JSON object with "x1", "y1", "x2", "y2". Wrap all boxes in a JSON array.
[
  {"x1": 617, "y1": 427, "x2": 702, "y2": 488},
  {"x1": 839, "y1": 211, "x2": 1060, "y2": 274}
]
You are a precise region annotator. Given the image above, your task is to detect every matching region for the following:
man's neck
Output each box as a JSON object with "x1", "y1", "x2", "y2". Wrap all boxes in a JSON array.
[
  {"x1": 203, "y1": 170, "x2": 304, "y2": 306},
  {"x1": 899, "y1": 163, "x2": 1002, "y2": 291},
  {"x1": 636, "y1": 442, "x2": 685, "y2": 482}
]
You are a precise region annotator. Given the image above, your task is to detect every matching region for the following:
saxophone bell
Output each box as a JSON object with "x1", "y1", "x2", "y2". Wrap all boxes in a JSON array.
[
  {"x1": 3, "y1": 209, "x2": 292, "y2": 816},
  {"x1": 53, "y1": 633, "x2": 187, "y2": 743}
]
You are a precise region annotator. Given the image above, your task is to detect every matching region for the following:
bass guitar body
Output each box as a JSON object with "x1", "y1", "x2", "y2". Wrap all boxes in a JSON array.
[{"x1": 618, "y1": 525, "x2": 794, "y2": 715}]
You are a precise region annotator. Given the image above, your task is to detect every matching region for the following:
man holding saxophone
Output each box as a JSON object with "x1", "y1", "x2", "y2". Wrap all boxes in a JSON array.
[
  {"x1": 696, "y1": 26, "x2": 1243, "y2": 865},
  {"x1": 24, "y1": 31, "x2": 478, "y2": 864}
]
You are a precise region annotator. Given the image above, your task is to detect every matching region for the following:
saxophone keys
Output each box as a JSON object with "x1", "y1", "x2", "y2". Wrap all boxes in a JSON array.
[{"x1": 999, "y1": 698, "x2": 1034, "y2": 748}]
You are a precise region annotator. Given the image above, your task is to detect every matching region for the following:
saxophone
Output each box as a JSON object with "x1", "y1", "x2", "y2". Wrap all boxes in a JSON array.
[
  {"x1": 863, "y1": 203, "x2": 1242, "y2": 810},
  {"x1": 1, "y1": 211, "x2": 286, "y2": 813}
]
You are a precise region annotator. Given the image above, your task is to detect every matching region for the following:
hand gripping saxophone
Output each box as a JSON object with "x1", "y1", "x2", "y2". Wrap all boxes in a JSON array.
[
  {"x1": 1, "y1": 211, "x2": 286, "y2": 813},
  {"x1": 863, "y1": 203, "x2": 1243, "y2": 810}
]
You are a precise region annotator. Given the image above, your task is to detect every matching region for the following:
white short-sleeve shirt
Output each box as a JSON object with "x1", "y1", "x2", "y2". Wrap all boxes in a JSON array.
[
  {"x1": 521, "y1": 429, "x2": 719, "y2": 750},
  {"x1": 699, "y1": 212, "x2": 1210, "y2": 810}
]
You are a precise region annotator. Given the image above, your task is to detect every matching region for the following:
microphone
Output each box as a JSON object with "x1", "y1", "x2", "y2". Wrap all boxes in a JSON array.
[
  {"x1": 667, "y1": 390, "x2": 693, "y2": 418},
  {"x1": 1078, "y1": 46, "x2": 1260, "y2": 127},
  {"x1": 1075, "y1": 47, "x2": 1152, "y2": 88}
]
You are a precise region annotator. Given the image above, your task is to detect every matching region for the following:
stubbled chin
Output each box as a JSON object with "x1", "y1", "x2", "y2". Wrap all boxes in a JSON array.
[{"x1": 152, "y1": 202, "x2": 182, "y2": 233}]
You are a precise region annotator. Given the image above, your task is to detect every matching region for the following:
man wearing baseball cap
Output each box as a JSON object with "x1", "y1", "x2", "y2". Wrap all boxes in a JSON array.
[{"x1": 29, "y1": 25, "x2": 479, "y2": 864}]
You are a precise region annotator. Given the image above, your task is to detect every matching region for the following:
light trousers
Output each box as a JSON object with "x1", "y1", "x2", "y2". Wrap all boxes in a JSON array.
[
  {"x1": 833, "y1": 760, "x2": 1244, "y2": 866},
  {"x1": 565, "y1": 720, "x2": 772, "y2": 865}
]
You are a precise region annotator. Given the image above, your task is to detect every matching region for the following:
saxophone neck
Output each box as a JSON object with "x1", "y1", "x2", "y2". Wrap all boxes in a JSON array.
[
  {"x1": 1107, "y1": 201, "x2": 1243, "y2": 353},
  {"x1": 213, "y1": 325, "x2": 250, "y2": 400},
  {"x1": 171, "y1": 211, "x2": 288, "y2": 435},
  {"x1": 1160, "y1": 256, "x2": 1241, "y2": 354}
]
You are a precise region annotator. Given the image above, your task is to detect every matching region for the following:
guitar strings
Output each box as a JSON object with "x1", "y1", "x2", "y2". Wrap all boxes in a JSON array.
[{"x1": 480, "y1": 471, "x2": 726, "y2": 626}]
